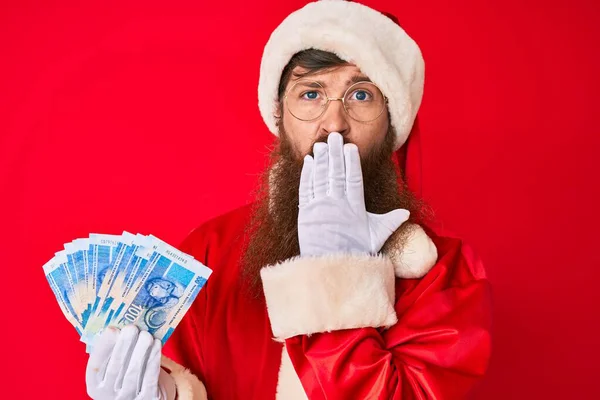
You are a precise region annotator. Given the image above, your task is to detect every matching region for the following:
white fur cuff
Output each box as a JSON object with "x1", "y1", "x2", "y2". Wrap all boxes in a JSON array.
[
  {"x1": 161, "y1": 356, "x2": 208, "y2": 400},
  {"x1": 383, "y1": 223, "x2": 438, "y2": 279},
  {"x1": 260, "y1": 253, "x2": 397, "y2": 340}
]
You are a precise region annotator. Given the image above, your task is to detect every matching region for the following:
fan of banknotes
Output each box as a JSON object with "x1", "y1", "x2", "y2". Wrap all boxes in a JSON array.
[{"x1": 42, "y1": 232, "x2": 212, "y2": 352}]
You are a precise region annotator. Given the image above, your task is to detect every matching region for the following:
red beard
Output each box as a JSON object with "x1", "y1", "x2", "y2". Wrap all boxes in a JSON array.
[{"x1": 241, "y1": 124, "x2": 428, "y2": 298}]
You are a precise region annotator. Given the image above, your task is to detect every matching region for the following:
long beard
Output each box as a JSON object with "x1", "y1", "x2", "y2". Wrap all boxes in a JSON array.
[{"x1": 241, "y1": 124, "x2": 426, "y2": 298}]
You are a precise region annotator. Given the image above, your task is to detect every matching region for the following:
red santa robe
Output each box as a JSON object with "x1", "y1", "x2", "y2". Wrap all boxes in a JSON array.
[{"x1": 160, "y1": 120, "x2": 492, "y2": 399}]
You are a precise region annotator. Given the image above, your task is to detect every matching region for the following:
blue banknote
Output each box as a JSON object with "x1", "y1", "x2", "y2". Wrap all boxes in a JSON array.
[
  {"x1": 73, "y1": 239, "x2": 90, "y2": 301},
  {"x1": 88, "y1": 233, "x2": 121, "y2": 310},
  {"x1": 97, "y1": 236, "x2": 155, "y2": 330},
  {"x1": 90, "y1": 234, "x2": 191, "y2": 338},
  {"x1": 64, "y1": 239, "x2": 92, "y2": 326},
  {"x1": 82, "y1": 232, "x2": 140, "y2": 342},
  {"x1": 43, "y1": 256, "x2": 83, "y2": 335},
  {"x1": 44, "y1": 232, "x2": 212, "y2": 351},
  {"x1": 114, "y1": 241, "x2": 211, "y2": 345}
]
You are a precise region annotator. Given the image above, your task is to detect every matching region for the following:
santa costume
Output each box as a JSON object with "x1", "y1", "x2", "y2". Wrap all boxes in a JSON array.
[{"x1": 160, "y1": 1, "x2": 492, "y2": 399}]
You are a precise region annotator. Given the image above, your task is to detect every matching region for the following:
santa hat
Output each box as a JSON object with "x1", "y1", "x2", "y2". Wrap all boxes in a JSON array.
[{"x1": 258, "y1": 0, "x2": 425, "y2": 151}]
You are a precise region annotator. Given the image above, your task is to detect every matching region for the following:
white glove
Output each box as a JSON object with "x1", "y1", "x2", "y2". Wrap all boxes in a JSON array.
[
  {"x1": 86, "y1": 325, "x2": 176, "y2": 400},
  {"x1": 298, "y1": 132, "x2": 410, "y2": 256}
]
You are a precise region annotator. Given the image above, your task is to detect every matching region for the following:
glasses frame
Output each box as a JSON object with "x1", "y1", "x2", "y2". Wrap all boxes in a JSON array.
[{"x1": 283, "y1": 80, "x2": 389, "y2": 123}]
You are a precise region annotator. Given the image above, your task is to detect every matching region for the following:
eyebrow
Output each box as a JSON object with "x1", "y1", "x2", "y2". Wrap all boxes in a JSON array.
[{"x1": 295, "y1": 75, "x2": 372, "y2": 88}]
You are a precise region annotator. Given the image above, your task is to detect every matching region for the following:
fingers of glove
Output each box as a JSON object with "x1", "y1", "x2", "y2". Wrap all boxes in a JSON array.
[
  {"x1": 299, "y1": 155, "x2": 314, "y2": 207},
  {"x1": 118, "y1": 330, "x2": 155, "y2": 399},
  {"x1": 327, "y1": 132, "x2": 346, "y2": 198},
  {"x1": 312, "y1": 142, "x2": 329, "y2": 198},
  {"x1": 344, "y1": 143, "x2": 365, "y2": 210},
  {"x1": 104, "y1": 324, "x2": 140, "y2": 391},
  {"x1": 137, "y1": 339, "x2": 164, "y2": 399},
  {"x1": 86, "y1": 327, "x2": 120, "y2": 388}
]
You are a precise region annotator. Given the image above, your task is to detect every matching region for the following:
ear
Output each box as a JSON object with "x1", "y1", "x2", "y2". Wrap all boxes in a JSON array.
[{"x1": 274, "y1": 101, "x2": 283, "y2": 119}]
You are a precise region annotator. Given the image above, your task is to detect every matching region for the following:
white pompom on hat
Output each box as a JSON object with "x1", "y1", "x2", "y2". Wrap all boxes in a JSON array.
[{"x1": 258, "y1": 0, "x2": 425, "y2": 150}]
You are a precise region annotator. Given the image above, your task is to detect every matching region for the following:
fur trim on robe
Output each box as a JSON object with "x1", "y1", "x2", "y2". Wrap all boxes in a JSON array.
[
  {"x1": 261, "y1": 253, "x2": 398, "y2": 340},
  {"x1": 161, "y1": 356, "x2": 208, "y2": 400}
]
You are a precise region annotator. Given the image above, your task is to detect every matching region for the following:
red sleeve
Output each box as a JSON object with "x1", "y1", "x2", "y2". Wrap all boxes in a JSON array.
[{"x1": 276, "y1": 238, "x2": 492, "y2": 399}]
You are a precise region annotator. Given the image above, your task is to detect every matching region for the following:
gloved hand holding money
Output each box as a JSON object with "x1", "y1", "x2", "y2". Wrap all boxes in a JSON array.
[{"x1": 42, "y1": 231, "x2": 212, "y2": 351}]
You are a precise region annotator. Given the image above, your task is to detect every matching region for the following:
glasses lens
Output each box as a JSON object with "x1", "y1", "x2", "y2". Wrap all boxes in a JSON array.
[
  {"x1": 344, "y1": 82, "x2": 386, "y2": 122},
  {"x1": 286, "y1": 81, "x2": 328, "y2": 120}
]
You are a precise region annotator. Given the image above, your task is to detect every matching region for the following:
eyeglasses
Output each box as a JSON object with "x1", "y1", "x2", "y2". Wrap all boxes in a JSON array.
[{"x1": 284, "y1": 80, "x2": 388, "y2": 123}]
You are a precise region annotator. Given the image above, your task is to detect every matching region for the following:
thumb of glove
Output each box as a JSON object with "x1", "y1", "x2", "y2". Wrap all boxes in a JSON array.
[{"x1": 368, "y1": 209, "x2": 411, "y2": 252}]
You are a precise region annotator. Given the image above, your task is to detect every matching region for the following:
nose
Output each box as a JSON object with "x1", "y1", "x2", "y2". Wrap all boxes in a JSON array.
[{"x1": 319, "y1": 98, "x2": 350, "y2": 137}]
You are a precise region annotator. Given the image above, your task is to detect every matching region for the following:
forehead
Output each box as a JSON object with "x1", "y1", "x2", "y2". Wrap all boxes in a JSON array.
[{"x1": 290, "y1": 64, "x2": 371, "y2": 87}]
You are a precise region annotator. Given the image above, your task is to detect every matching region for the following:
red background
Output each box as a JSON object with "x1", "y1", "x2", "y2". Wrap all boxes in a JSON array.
[{"x1": 2, "y1": 0, "x2": 599, "y2": 398}]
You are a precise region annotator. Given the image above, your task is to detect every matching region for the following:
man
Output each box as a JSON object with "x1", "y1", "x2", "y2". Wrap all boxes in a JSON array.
[{"x1": 85, "y1": 1, "x2": 492, "y2": 399}]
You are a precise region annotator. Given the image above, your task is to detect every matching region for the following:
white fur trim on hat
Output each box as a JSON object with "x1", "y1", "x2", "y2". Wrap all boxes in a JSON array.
[{"x1": 258, "y1": 0, "x2": 425, "y2": 150}]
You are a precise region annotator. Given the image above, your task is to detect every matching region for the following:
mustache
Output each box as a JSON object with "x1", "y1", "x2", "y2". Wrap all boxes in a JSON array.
[{"x1": 305, "y1": 132, "x2": 393, "y2": 175}]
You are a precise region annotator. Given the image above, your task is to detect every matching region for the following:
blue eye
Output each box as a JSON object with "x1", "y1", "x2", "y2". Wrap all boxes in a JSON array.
[
  {"x1": 353, "y1": 90, "x2": 370, "y2": 101},
  {"x1": 301, "y1": 91, "x2": 319, "y2": 100}
]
